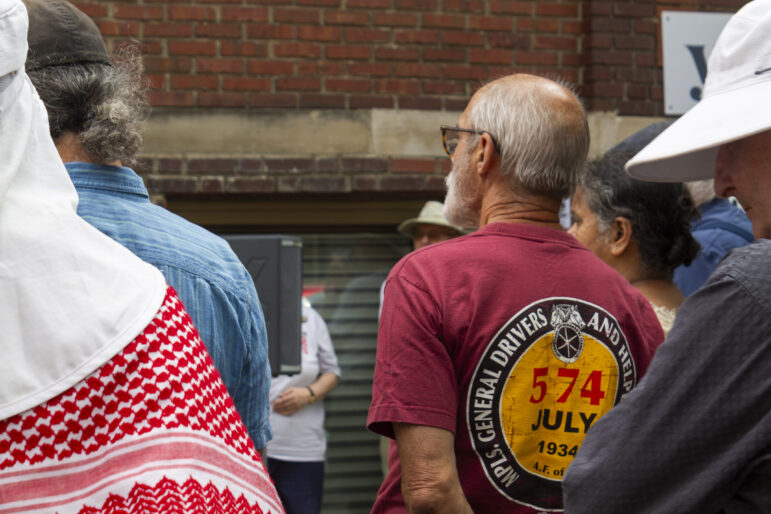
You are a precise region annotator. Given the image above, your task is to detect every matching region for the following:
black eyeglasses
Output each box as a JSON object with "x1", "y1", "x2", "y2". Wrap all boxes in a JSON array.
[{"x1": 440, "y1": 125, "x2": 499, "y2": 157}]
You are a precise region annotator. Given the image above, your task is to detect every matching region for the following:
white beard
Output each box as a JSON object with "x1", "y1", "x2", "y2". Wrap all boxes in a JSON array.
[{"x1": 444, "y1": 150, "x2": 481, "y2": 229}]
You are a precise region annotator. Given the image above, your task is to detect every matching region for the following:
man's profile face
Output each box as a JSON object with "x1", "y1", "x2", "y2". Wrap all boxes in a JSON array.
[
  {"x1": 715, "y1": 129, "x2": 771, "y2": 239},
  {"x1": 412, "y1": 223, "x2": 459, "y2": 250}
]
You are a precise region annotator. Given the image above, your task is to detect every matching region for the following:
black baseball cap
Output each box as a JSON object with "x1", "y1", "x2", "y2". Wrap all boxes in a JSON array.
[{"x1": 24, "y1": 0, "x2": 111, "y2": 71}]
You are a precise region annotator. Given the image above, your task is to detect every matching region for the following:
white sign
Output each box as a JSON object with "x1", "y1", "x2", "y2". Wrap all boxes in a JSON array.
[{"x1": 662, "y1": 11, "x2": 732, "y2": 115}]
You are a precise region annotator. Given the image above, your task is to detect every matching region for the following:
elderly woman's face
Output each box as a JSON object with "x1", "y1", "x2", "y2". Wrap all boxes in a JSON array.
[{"x1": 567, "y1": 189, "x2": 613, "y2": 263}]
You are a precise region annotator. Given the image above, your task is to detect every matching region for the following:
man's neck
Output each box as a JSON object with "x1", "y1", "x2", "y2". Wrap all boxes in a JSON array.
[{"x1": 479, "y1": 193, "x2": 562, "y2": 230}]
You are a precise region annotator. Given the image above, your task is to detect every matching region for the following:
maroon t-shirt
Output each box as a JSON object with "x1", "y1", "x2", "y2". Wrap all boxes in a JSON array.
[{"x1": 368, "y1": 222, "x2": 664, "y2": 513}]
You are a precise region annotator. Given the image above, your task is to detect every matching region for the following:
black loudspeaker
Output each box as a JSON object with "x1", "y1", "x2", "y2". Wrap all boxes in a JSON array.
[{"x1": 224, "y1": 235, "x2": 302, "y2": 377}]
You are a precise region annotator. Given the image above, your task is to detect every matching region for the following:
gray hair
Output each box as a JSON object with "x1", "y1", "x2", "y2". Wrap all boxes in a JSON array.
[
  {"x1": 27, "y1": 46, "x2": 148, "y2": 165},
  {"x1": 465, "y1": 76, "x2": 590, "y2": 202}
]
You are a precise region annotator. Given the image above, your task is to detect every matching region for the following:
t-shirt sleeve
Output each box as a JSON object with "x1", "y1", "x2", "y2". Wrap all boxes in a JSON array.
[
  {"x1": 563, "y1": 261, "x2": 771, "y2": 513},
  {"x1": 367, "y1": 273, "x2": 458, "y2": 439},
  {"x1": 312, "y1": 308, "x2": 341, "y2": 377}
]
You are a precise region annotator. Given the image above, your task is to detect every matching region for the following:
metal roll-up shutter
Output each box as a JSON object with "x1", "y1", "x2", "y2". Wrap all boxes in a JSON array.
[{"x1": 297, "y1": 233, "x2": 410, "y2": 514}]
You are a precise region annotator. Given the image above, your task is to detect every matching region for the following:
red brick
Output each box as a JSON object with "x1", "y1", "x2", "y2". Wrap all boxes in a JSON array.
[
  {"x1": 189, "y1": 159, "x2": 239, "y2": 175},
  {"x1": 373, "y1": 12, "x2": 419, "y2": 27},
  {"x1": 488, "y1": 33, "x2": 531, "y2": 49},
  {"x1": 634, "y1": 20, "x2": 658, "y2": 35},
  {"x1": 395, "y1": 0, "x2": 439, "y2": 8},
  {"x1": 585, "y1": 1, "x2": 612, "y2": 15},
  {"x1": 516, "y1": 51, "x2": 558, "y2": 66},
  {"x1": 300, "y1": 94, "x2": 347, "y2": 108},
  {"x1": 562, "y1": 21, "x2": 583, "y2": 35},
  {"x1": 297, "y1": 0, "x2": 340, "y2": 5},
  {"x1": 469, "y1": 15, "x2": 512, "y2": 31},
  {"x1": 221, "y1": 42, "x2": 268, "y2": 57},
  {"x1": 97, "y1": 21, "x2": 139, "y2": 37},
  {"x1": 589, "y1": 18, "x2": 632, "y2": 33},
  {"x1": 276, "y1": 77, "x2": 321, "y2": 91},
  {"x1": 442, "y1": 0, "x2": 485, "y2": 12},
  {"x1": 423, "y1": 81, "x2": 466, "y2": 95},
  {"x1": 342, "y1": 158, "x2": 389, "y2": 173},
  {"x1": 198, "y1": 92, "x2": 248, "y2": 107},
  {"x1": 249, "y1": 93, "x2": 297, "y2": 108},
  {"x1": 223, "y1": 76, "x2": 271, "y2": 91},
  {"x1": 614, "y1": 3, "x2": 655, "y2": 17},
  {"x1": 375, "y1": 79, "x2": 420, "y2": 95},
  {"x1": 144, "y1": 74, "x2": 165, "y2": 89},
  {"x1": 226, "y1": 178, "x2": 275, "y2": 193},
  {"x1": 274, "y1": 42, "x2": 322, "y2": 58},
  {"x1": 237, "y1": 159, "x2": 264, "y2": 174},
  {"x1": 302, "y1": 177, "x2": 350, "y2": 193},
  {"x1": 442, "y1": 30, "x2": 484, "y2": 46},
  {"x1": 326, "y1": 45, "x2": 371, "y2": 60},
  {"x1": 423, "y1": 48, "x2": 466, "y2": 62},
  {"x1": 298, "y1": 61, "x2": 345, "y2": 75},
  {"x1": 423, "y1": 14, "x2": 466, "y2": 29},
  {"x1": 316, "y1": 158, "x2": 339, "y2": 173},
  {"x1": 349, "y1": 95, "x2": 394, "y2": 108},
  {"x1": 149, "y1": 91, "x2": 194, "y2": 107},
  {"x1": 470, "y1": 48, "x2": 513, "y2": 65},
  {"x1": 325, "y1": 78, "x2": 371, "y2": 93},
  {"x1": 535, "y1": 3, "x2": 579, "y2": 17},
  {"x1": 169, "y1": 41, "x2": 217, "y2": 56},
  {"x1": 535, "y1": 36, "x2": 577, "y2": 51},
  {"x1": 245, "y1": 0, "x2": 292, "y2": 4},
  {"x1": 143, "y1": 23, "x2": 192, "y2": 37},
  {"x1": 249, "y1": 59, "x2": 296, "y2": 74},
  {"x1": 490, "y1": 0, "x2": 531, "y2": 14},
  {"x1": 615, "y1": 68, "x2": 656, "y2": 83},
  {"x1": 344, "y1": 28, "x2": 391, "y2": 43},
  {"x1": 247, "y1": 24, "x2": 294, "y2": 39},
  {"x1": 380, "y1": 176, "x2": 431, "y2": 191},
  {"x1": 222, "y1": 7, "x2": 269, "y2": 21},
  {"x1": 347, "y1": 62, "x2": 392, "y2": 76},
  {"x1": 614, "y1": 35, "x2": 654, "y2": 50},
  {"x1": 347, "y1": 0, "x2": 390, "y2": 6},
  {"x1": 443, "y1": 64, "x2": 488, "y2": 80},
  {"x1": 395, "y1": 29, "x2": 440, "y2": 45},
  {"x1": 352, "y1": 176, "x2": 378, "y2": 191},
  {"x1": 197, "y1": 58, "x2": 244, "y2": 73},
  {"x1": 274, "y1": 9, "x2": 320, "y2": 24},
  {"x1": 156, "y1": 159, "x2": 183, "y2": 173},
  {"x1": 561, "y1": 54, "x2": 581, "y2": 68},
  {"x1": 139, "y1": 41, "x2": 163, "y2": 56},
  {"x1": 196, "y1": 23, "x2": 242, "y2": 38},
  {"x1": 144, "y1": 57, "x2": 192, "y2": 73},
  {"x1": 168, "y1": 6, "x2": 215, "y2": 20},
  {"x1": 589, "y1": 51, "x2": 635, "y2": 66},
  {"x1": 146, "y1": 177, "x2": 198, "y2": 194},
  {"x1": 297, "y1": 26, "x2": 342, "y2": 42},
  {"x1": 375, "y1": 47, "x2": 420, "y2": 61},
  {"x1": 115, "y1": 5, "x2": 163, "y2": 19},
  {"x1": 518, "y1": 18, "x2": 559, "y2": 32},
  {"x1": 170, "y1": 74, "x2": 219, "y2": 90},
  {"x1": 392, "y1": 158, "x2": 436, "y2": 173},
  {"x1": 394, "y1": 63, "x2": 441, "y2": 78},
  {"x1": 399, "y1": 96, "x2": 443, "y2": 109},
  {"x1": 265, "y1": 158, "x2": 315, "y2": 172},
  {"x1": 325, "y1": 11, "x2": 369, "y2": 25},
  {"x1": 627, "y1": 84, "x2": 648, "y2": 100}
]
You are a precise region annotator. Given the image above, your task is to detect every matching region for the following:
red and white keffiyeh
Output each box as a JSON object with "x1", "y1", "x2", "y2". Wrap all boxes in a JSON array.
[{"x1": 0, "y1": 287, "x2": 284, "y2": 513}]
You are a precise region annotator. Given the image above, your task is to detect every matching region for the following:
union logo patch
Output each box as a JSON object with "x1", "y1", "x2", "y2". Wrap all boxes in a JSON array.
[{"x1": 466, "y1": 298, "x2": 636, "y2": 511}]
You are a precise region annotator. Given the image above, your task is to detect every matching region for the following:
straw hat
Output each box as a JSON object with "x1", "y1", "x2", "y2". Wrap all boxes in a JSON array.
[
  {"x1": 626, "y1": 0, "x2": 771, "y2": 182},
  {"x1": 397, "y1": 201, "x2": 467, "y2": 237}
]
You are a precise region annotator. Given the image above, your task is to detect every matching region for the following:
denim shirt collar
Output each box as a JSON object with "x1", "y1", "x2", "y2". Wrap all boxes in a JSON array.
[{"x1": 65, "y1": 161, "x2": 149, "y2": 199}]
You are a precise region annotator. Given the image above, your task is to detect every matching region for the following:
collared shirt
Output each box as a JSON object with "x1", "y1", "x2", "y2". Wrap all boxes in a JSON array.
[{"x1": 66, "y1": 162, "x2": 272, "y2": 448}]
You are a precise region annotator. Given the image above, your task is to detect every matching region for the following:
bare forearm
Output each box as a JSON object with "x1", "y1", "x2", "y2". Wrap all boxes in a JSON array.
[
  {"x1": 394, "y1": 423, "x2": 473, "y2": 514},
  {"x1": 308, "y1": 372, "x2": 338, "y2": 400}
]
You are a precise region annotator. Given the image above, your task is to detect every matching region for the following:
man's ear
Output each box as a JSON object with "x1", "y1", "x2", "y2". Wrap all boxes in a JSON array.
[
  {"x1": 475, "y1": 133, "x2": 497, "y2": 177},
  {"x1": 609, "y1": 216, "x2": 633, "y2": 256}
]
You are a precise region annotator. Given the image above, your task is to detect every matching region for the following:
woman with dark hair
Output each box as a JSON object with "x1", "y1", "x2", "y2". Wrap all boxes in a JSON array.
[{"x1": 568, "y1": 150, "x2": 700, "y2": 335}]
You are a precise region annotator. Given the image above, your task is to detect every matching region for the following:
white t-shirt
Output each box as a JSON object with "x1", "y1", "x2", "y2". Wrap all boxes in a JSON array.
[{"x1": 266, "y1": 304, "x2": 341, "y2": 462}]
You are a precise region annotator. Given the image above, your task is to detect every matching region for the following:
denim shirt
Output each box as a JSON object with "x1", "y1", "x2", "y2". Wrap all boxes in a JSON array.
[{"x1": 66, "y1": 162, "x2": 272, "y2": 448}]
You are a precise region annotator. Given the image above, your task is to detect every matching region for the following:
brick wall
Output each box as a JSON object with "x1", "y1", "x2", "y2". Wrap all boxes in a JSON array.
[{"x1": 70, "y1": 0, "x2": 747, "y2": 199}]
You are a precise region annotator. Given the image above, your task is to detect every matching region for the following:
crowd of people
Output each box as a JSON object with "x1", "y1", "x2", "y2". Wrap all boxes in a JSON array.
[{"x1": 1, "y1": 0, "x2": 768, "y2": 512}]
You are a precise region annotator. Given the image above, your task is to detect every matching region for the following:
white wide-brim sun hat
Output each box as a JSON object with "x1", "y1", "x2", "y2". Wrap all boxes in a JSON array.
[{"x1": 626, "y1": 0, "x2": 771, "y2": 182}]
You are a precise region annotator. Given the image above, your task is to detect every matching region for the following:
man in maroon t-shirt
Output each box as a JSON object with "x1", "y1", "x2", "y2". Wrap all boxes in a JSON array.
[{"x1": 367, "y1": 74, "x2": 665, "y2": 513}]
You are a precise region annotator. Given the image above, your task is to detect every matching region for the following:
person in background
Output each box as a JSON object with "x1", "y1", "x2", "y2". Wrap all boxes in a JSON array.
[
  {"x1": 267, "y1": 301, "x2": 341, "y2": 514},
  {"x1": 368, "y1": 73, "x2": 664, "y2": 513},
  {"x1": 569, "y1": 148, "x2": 700, "y2": 335},
  {"x1": 0, "y1": 2, "x2": 283, "y2": 511},
  {"x1": 563, "y1": 2, "x2": 771, "y2": 511},
  {"x1": 23, "y1": 0, "x2": 273, "y2": 451},
  {"x1": 673, "y1": 178, "x2": 753, "y2": 296}
]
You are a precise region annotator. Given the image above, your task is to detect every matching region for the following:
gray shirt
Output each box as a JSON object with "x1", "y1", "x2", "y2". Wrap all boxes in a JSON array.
[{"x1": 563, "y1": 239, "x2": 771, "y2": 514}]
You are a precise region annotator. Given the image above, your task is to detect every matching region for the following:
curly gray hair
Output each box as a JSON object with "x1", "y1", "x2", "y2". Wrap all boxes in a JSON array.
[{"x1": 27, "y1": 47, "x2": 148, "y2": 165}]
